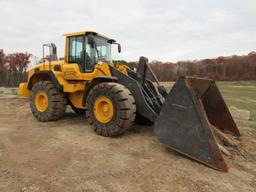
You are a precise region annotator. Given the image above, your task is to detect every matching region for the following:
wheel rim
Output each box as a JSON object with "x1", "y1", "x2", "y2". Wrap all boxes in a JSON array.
[
  {"x1": 35, "y1": 91, "x2": 49, "y2": 112},
  {"x1": 93, "y1": 96, "x2": 114, "y2": 123}
]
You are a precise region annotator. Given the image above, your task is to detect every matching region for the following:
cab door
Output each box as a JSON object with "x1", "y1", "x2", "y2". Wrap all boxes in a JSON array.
[
  {"x1": 63, "y1": 35, "x2": 98, "y2": 80},
  {"x1": 68, "y1": 35, "x2": 86, "y2": 72},
  {"x1": 63, "y1": 35, "x2": 111, "y2": 81}
]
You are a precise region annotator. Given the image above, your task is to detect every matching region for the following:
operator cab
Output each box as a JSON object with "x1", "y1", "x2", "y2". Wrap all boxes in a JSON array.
[{"x1": 64, "y1": 31, "x2": 121, "y2": 73}]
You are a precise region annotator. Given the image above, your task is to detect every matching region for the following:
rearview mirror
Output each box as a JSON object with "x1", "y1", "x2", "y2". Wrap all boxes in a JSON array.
[{"x1": 117, "y1": 43, "x2": 121, "y2": 53}]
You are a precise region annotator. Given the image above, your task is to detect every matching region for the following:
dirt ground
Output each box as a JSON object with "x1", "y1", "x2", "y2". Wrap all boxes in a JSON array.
[{"x1": 0, "y1": 94, "x2": 256, "y2": 192}]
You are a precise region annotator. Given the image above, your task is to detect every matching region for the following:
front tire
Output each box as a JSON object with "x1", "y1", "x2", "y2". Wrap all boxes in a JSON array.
[
  {"x1": 85, "y1": 82, "x2": 136, "y2": 137},
  {"x1": 30, "y1": 81, "x2": 67, "y2": 122}
]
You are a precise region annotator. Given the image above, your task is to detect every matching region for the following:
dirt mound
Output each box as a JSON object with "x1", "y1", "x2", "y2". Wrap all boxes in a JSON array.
[{"x1": 0, "y1": 95, "x2": 256, "y2": 192}]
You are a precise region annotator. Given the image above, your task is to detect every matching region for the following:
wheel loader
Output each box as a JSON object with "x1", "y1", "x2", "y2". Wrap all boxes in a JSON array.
[{"x1": 18, "y1": 30, "x2": 241, "y2": 172}]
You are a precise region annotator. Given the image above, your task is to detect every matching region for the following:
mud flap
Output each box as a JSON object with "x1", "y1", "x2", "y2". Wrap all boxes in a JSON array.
[{"x1": 155, "y1": 76, "x2": 241, "y2": 172}]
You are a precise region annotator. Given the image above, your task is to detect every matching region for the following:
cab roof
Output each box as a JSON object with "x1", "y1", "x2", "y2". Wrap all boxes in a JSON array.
[{"x1": 64, "y1": 30, "x2": 116, "y2": 43}]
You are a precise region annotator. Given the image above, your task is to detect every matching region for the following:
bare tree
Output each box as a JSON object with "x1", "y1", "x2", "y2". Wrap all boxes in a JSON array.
[{"x1": 5, "y1": 52, "x2": 32, "y2": 86}]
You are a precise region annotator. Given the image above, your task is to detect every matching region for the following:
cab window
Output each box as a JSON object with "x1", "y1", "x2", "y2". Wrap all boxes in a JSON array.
[{"x1": 68, "y1": 36, "x2": 84, "y2": 63}]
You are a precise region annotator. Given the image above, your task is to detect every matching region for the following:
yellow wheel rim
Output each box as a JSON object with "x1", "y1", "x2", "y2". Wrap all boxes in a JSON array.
[
  {"x1": 35, "y1": 91, "x2": 49, "y2": 112},
  {"x1": 93, "y1": 96, "x2": 114, "y2": 123}
]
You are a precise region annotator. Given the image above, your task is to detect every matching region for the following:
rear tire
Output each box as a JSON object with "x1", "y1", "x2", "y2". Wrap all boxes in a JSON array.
[
  {"x1": 30, "y1": 81, "x2": 67, "y2": 122},
  {"x1": 85, "y1": 82, "x2": 136, "y2": 137}
]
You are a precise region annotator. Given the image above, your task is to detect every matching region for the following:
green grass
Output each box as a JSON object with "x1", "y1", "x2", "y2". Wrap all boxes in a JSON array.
[
  {"x1": 223, "y1": 100, "x2": 256, "y2": 121},
  {"x1": 213, "y1": 81, "x2": 256, "y2": 129},
  {"x1": 217, "y1": 81, "x2": 256, "y2": 100},
  {"x1": 216, "y1": 81, "x2": 256, "y2": 122}
]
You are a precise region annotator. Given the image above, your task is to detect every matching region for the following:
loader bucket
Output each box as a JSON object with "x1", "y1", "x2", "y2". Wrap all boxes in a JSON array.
[{"x1": 155, "y1": 76, "x2": 241, "y2": 172}]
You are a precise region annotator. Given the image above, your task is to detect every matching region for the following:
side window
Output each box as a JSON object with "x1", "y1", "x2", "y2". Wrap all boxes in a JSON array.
[
  {"x1": 97, "y1": 45, "x2": 107, "y2": 59},
  {"x1": 68, "y1": 36, "x2": 84, "y2": 63}
]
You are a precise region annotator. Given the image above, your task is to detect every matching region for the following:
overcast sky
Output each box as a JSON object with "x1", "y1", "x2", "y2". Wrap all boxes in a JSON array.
[{"x1": 0, "y1": 0, "x2": 256, "y2": 62}]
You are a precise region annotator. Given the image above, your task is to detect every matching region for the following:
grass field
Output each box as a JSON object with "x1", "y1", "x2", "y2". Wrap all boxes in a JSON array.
[
  {"x1": 217, "y1": 81, "x2": 256, "y2": 120},
  {"x1": 162, "y1": 80, "x2": 256, "y2": 130},
  {"x1": 217, "y1": 81, "x2": 256, "y2": 130}
]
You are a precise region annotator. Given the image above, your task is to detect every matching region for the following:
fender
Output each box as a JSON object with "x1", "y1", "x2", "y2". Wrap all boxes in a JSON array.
[
  {"x1": 28, "y1": 70, "x2": 63, "y2": 91},
  {"x1": 109, "y1": 67, "x2": 158, "y2": 122},
  {"x1": 82, "y1": 76, "x2": 117, "y2": 106}
]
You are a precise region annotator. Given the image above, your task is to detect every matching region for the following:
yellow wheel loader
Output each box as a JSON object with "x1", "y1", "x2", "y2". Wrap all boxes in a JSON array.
[{"x1": 18, "y1": 31, "x2": 241, "y2": 172}]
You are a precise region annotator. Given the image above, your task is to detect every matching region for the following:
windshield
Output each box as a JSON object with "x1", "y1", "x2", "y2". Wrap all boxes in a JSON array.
[{"x1": 94, "y1": 36, "x2": 112, "y2": 63}]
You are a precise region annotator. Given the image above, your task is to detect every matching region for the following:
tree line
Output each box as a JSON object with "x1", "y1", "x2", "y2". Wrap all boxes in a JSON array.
[
  {"x1": 1, "y1": 49, "x2": 255, "y2": 87},
  {"x1": 142, "y1": 52, "x2": 256, "y2": 81},
  {"x1": 0, "y1": 49, "x2": 31, "y2": 87}
]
